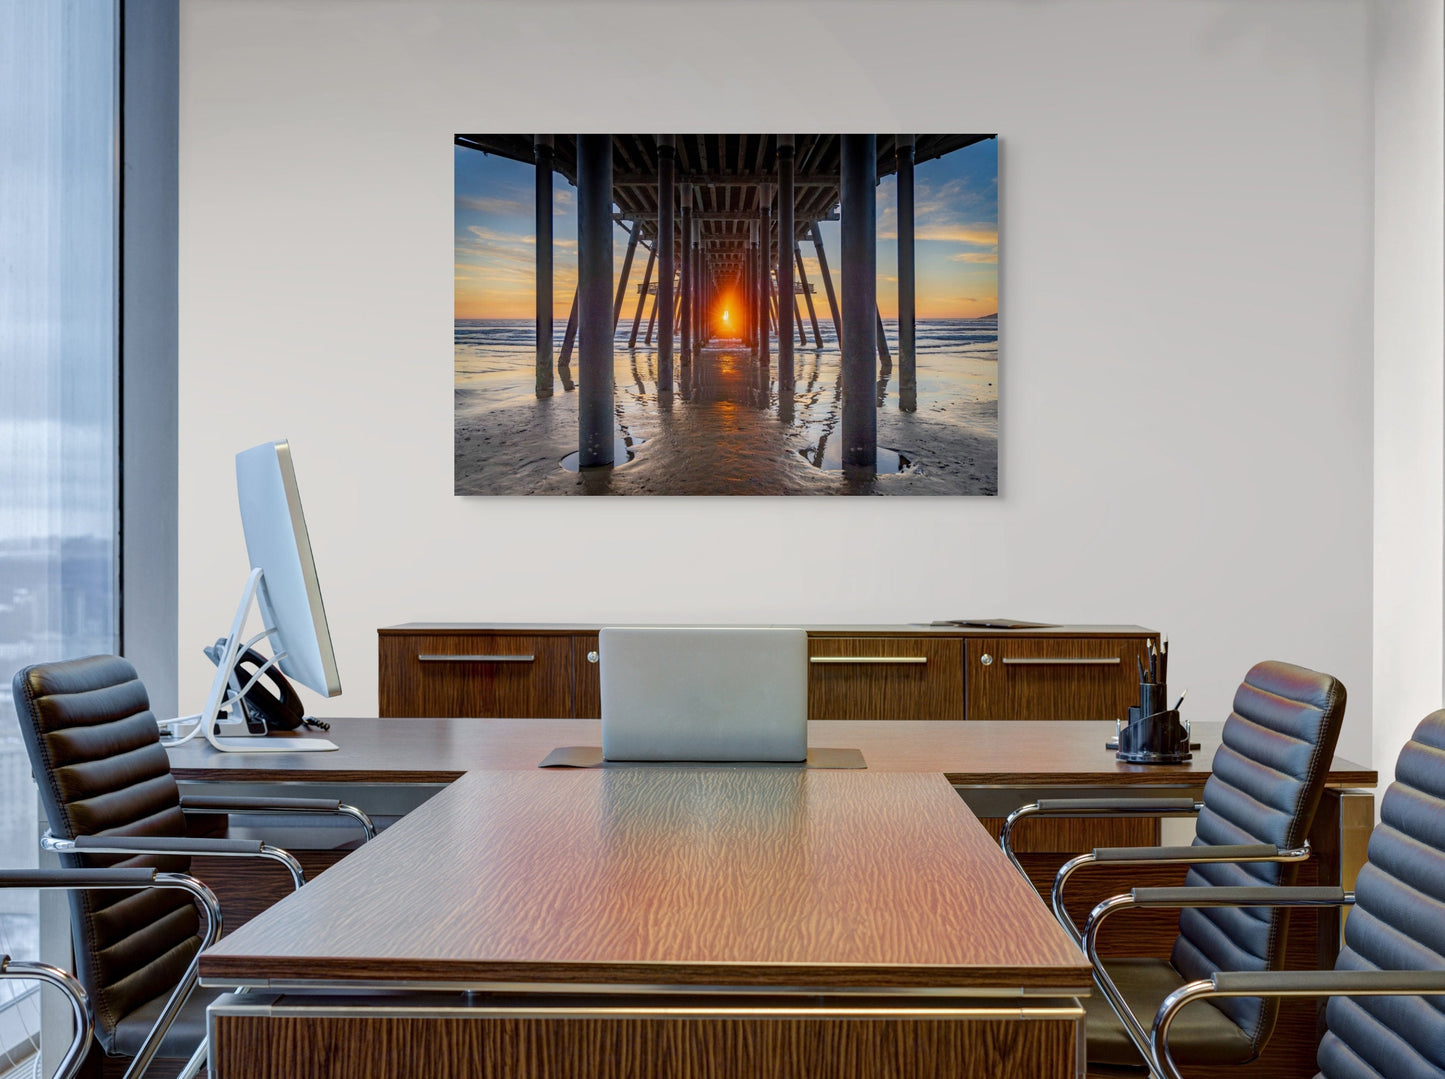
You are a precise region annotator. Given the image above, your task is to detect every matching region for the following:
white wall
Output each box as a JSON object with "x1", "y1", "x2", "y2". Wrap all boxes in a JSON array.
[
  {"x1": 179, "y1": 0, "x2": 1375, "y2": 765},
  {"x1": 1372, "y1": 0, "x2": 1444, "y2": 784}
]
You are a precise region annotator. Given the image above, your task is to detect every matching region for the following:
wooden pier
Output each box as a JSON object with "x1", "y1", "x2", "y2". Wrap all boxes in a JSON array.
[{"x1": 453, "y1": 134, "x2": 994, "y2": 472}]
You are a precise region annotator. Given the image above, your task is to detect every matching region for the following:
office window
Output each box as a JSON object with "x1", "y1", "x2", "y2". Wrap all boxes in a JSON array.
[{"x1": 0, "y1": 0, "x2": 119, "y2": 1068}]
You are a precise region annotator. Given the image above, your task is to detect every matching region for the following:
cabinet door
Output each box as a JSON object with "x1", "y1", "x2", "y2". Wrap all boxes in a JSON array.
[
  {"x1": 965, "y1": 637, "x2": 1149, "y2": 720},
  {"x1": 574, "y1": 634, "x2": 601, "y2": 719},
  {"x1": 379, "y1": 635, "x2": 573, "y2": 718},
  {"x1": 807, "y1": 637, "x2": 963, "y2": 720}
]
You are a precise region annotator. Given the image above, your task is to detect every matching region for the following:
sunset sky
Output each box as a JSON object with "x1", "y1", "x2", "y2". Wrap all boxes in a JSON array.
[{"x1": 454, "y1": 137, "x2": 997, "y2": 322}]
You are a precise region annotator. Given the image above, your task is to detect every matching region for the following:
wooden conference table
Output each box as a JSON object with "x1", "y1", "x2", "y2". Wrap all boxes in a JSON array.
[{"x1": 168, "y1": 720, "x2": 1375, "y2": 1079}]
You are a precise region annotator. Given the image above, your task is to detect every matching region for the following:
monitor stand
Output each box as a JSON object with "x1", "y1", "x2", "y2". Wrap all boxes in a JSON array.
[{"x1": 191, "y1": 568, "x2": 337, "y2": 753}]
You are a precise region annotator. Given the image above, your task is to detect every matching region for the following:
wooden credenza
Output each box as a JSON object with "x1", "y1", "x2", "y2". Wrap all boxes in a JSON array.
[{"x1": 378, "y1": 623, "x2": 1159, "y2": 722}]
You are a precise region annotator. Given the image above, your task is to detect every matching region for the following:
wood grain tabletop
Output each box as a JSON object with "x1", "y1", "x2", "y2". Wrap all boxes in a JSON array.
[
  {"x1": 167, "y1": 718, "x2": 1377, "y2": 789},
  {"x1": 198, "y1": 768, "x2": 1092, "y2": 993}
]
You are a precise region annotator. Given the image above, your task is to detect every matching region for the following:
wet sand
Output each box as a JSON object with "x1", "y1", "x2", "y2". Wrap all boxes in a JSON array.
[{"x1": 455, "y1": 340, "x2": 998, "y2": 496}]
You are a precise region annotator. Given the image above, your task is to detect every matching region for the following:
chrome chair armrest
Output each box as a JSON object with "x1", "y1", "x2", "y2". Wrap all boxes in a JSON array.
[
  {"x1": 179, "y1": 794, "x2": 375, "y2": 841},
  {"x1": 1000, "y1": 797, "x2": 1202, "y2": 882},
  {"x1": 42, "y1": 831, "x2": 306, "y2": 891},
  {"x1": 1077, "y1": 881, "x2": 1348, "y2": 1079},
  {"x1": 0, "y1": 867, "x2": 221, "y2": 1079},
  {"x1": 1052, "y1": 841, "x2": 1310, "y2": 944},
  {"x1": 1151, "y1": 969, "x2": 1445, "y2": 1079}
]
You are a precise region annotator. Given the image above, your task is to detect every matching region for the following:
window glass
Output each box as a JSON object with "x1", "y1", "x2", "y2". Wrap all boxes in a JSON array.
[{"x1": 0, "y1": 0, "x2": 118, "y2": 1064}]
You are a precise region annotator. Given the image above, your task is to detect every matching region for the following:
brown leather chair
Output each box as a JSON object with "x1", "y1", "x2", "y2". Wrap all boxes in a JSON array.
[
  {"x1": 1140, "y1": 709, "x2": 1445, "y2": 1079},
  {"x1": 12, "y1": 654, "x2": 373, "y2": 1078},
  {"x1": 1001, "y1": 660, "x2": 1347, "y2": 1073}
]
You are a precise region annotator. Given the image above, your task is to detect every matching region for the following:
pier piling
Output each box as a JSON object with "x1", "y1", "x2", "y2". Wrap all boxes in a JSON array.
[
  {"x1": 577, "y1": 134, "x2": 614, "y2": 468},
  {"x1": 796, "y1": 243, "x2": 822, "y2": 347},
  {"x1": 612, "y1": 224, "x2": 639, "y2": 332},
  {"x1": 897, "y1": 135, "x2": 916, "y2": 410},
  {"x1": 534, "y1": 135, "x2": 554, "y2": 398},
  {"x1": 680, "y1": 181, "x2": 693, "y2": 364},
  {"x1": 840, "y1": 134, "x2": 877, "y2": 471},
  {"x1": 559, "y1": 290, "x2": 579, "y2": 371},
  {"x1": 657, "y1": 135, "x2": 675, "y2": 391},
  {"x1": 629, "y1": 244, "x2": 655, "y2": 348},
  {"x1": 876, "y1": 307, "x2": 892, "y2": 371},
  {"x1": 811, "y1": 222, "x2": 843, "y2": 352},
  {"x1": 777, "y1": 136, "x2": 795, "y2": 391},
  {"x1": 758, "y1": 183, "x2": 771, "y2": 364}
]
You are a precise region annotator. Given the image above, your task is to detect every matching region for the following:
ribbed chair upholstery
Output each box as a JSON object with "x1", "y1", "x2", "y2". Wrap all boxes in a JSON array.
[
  {"x1": 13, "y1": 655, "x2": 220, "y2": 1063},
  {"x1": 1315, "y1": 710, "x2": 1445, "y2": 1078},
  {"x1": 1087, "y1": 660, "x2": 1347, "y2": 1068}
]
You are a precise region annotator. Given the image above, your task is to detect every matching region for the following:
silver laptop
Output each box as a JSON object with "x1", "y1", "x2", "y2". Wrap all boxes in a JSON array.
[{"x1": 600, "y1": 627, "x2": 808, "y2": 762}]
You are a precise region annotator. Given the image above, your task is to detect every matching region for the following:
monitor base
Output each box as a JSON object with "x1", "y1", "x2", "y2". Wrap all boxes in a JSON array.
[{"x1": 210, "y1": 736, "x2": 337, "y2": 753}]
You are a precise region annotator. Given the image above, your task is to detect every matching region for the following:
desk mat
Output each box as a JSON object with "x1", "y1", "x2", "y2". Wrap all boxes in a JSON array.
[{"x1": 539, "y1": 746, "x2": 866, "y2": 769}]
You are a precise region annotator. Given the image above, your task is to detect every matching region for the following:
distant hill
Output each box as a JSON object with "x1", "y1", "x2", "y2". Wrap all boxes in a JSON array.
[{"x1": 969, "y1": 312, "x2": 997, "y2": 321}]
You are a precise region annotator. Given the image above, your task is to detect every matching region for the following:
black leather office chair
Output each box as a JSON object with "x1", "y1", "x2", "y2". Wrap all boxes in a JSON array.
[
  {"x1": 1000, "y1": 660, "x2": 1347, "y2": 1073},
  {"x1": 1136, "y1": 708, "x2": 1445, "y2": 1079},
  {"x1": 12, "y1": 654, "x2": 374, "y2": 1078}
]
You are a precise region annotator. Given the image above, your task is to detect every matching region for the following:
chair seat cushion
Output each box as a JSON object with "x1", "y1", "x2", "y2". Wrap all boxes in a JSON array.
[
  {"x1": 111, "y1": 983, "x2": 224, "y2": 1060},
  {"x1": 1088, "y1": 957, "x2": 1258, "y2": 1068}
]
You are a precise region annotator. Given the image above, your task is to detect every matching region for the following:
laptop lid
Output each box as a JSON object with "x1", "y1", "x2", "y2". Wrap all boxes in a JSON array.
[{"x1": 600, "y1": 627, "x2": 808, "y2": 762}]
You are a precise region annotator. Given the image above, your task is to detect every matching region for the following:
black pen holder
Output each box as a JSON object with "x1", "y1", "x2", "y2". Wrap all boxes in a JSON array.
[{"x1": 1115, "y1": 682, "x2": 1192, "y2": 764}]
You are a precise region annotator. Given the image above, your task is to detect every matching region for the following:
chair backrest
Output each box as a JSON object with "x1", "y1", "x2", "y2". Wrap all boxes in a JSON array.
[
  {"x1": 1316, "y1": 711, "x2": 1445, "y2": 1078},
  {"x1": 1170, "y1": 660, "x2": 1347, "y2": 1056},
  {"x1": 12, "y1": 655, "x2": 201, "y2": 1054}
]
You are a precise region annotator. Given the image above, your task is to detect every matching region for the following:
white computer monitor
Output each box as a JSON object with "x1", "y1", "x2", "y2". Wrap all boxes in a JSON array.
[
  {"x1": 171, "y1": 440, "x2": 341, "y2": 753},
  {"x1": 235, "y1": 440, "x2": 341, "y2": 699}
]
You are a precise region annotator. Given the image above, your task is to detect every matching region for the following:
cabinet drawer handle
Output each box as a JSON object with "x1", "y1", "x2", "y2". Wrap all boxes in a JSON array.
[
  {"x1": 809, "y1": 656, "x2": 928, "y2": 665},
  {"x1": 999, "y1": 656, "x2": 1121, "y2": 666},
  {"x1": 417, "y1": 654, "x2": 536, "y2": 663}
]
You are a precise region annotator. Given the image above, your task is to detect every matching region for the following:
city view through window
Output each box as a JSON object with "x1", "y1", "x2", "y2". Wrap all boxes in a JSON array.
[{"x1": 0, "y1": 2, "x2": 119, "y2": 1071}]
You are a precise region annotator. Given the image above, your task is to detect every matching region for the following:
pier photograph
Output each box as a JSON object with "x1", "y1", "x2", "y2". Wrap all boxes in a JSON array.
[{"x1": 454, "y1": 134, "x2": 998, "y2": 496}]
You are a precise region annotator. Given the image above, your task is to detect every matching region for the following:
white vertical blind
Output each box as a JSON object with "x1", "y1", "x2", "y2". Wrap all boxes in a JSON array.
[{"x1": 0, "y1": 0, "x2": 118, "y2": 1068}]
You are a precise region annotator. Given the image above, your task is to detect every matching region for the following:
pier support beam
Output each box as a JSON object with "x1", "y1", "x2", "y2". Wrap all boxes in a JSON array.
[
  {"x1": 811, "y1": 222, "x2": 842, "y2": 350},
  {"x1": 896, "y1": 135, "x2": 916, "y2": 409},
  {"x1": 559, "y1": 290, "x2": 579, "y2": 370},
  {"x1": 645, "y1": 292, "x2": 658, "y2": 345},
  {"x1": 749, "y1": 221, "x2": 760, "y2": 352},
  {"x1": 680, "y1": 181, "x2": 693, "y2": 363},
  {"x1": 794, "y1": 296, "x2": 807, "y2": 346},
  {"x1": 796, "y1": 243, "x2": 822, "y2": 347},
  {"x1": 576, "y1": 134, "x2": 614, "y2": 468},
  {"x1": 691, "y1": 217, "x2": 702, "y2": 347},
  {"x1": 876, "y1": 307, "x2": 892, "y2": 371},
  {"x1": 840, "y1": 134, "x2": 877, "y2": 471},
  {"x1": 758, "y1": 184, "x2": 771, "y2": 365},
  {"x1": 777, "y1": 136, "x2": 795, "y2": 391},
  {"x1": 612, "y1": 224, "x2": 639, "y2": 332},
  {"x1": 657, "y1": 135, "x2": 675, "y2": 391},
  {"x1": 628, "y1": 244, "x2": 655, "y2": 348},
  {"x1": 534, "y1": 135, "x2": 554, "y2": 397}
]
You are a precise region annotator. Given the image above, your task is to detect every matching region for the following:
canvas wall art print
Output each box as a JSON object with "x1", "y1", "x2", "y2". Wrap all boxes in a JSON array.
[{"x1": 454, "y1": 134, "x2": 997, "y2": 496}]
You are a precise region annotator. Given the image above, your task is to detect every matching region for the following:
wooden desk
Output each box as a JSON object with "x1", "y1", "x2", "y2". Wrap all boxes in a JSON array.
[
  {"x1": 201, "y1": 768, "x2": 1091, "y2": 1079},
  {"x1": 170, "y1": 720, "x2": 1375, "y2": 1079}
]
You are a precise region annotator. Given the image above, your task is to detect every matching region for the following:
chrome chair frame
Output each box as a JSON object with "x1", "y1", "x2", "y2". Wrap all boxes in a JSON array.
[
  {"x1": 0, "y1": 867, "x2": 221, "y2": 1079},
  {"x1": 1124, "y1": 884, "x2": 1445, "y2": 1079}
]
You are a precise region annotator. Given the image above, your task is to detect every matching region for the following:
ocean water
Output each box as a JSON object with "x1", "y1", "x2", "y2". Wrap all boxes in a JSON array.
[
  {"x1": 453, "y1": 317, "x2": 999, "y2": 495},
  {"x1": 455, "y1": 317, "x2": 998, "y2": 382}
]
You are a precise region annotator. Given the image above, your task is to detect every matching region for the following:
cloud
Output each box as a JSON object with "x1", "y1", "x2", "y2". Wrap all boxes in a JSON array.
[
  {"x1": 458, "y1": 194, "x2": 528, "y2": 216},
  {"x1": 916, "y1": 224, "x2": 998, "y2": 246},
  {"x1": 949, "y1": 251, "x2": 998, "y2": 264}
]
